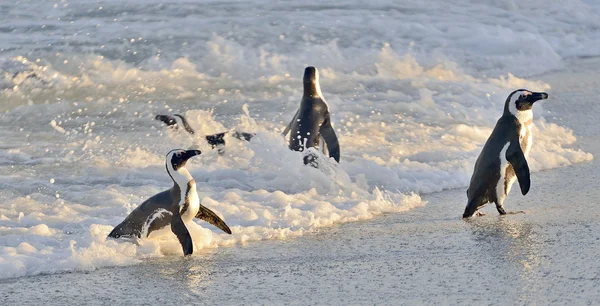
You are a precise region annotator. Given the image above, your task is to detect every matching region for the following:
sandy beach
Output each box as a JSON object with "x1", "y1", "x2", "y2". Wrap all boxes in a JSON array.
[{"x1": 2, "y1": 57, "x2": 599, "y2": 305}]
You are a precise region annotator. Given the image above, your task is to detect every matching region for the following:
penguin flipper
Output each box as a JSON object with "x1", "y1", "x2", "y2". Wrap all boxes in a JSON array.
[
  {"x1": 319, "y1": 116, "x2": 340, "y2": 163},
  {"x1": 506, "y1": 141, "x2": 530, "y2": 195},
  {"x1": 171, "y1": 209, "x2": 193, "y2": 256},
  {"x1": 196, "y1": 205, "x2": 232, "y2": 234},
  {"x1": 282, "y1": 108, "x2": 300, "y2": 136}
]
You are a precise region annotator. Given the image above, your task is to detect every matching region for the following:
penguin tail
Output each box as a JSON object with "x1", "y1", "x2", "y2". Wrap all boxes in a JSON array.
[
  {"x1": 107, "y1": 224, "x2": 127, "y2": 239},
  {"x1": 462, "y1": 198, "x2": 480, "y2": 218},
  {"x1": 107, "y1": 228, "x2": 120, "y2": 239},
  {"x1": 107, "y1": 224, "x2": 138, "y2": 240}
]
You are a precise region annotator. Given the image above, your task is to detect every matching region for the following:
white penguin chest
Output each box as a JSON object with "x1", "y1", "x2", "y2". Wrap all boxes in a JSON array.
[
  {"x1": 514, "y1": 110, "x2": 533, "y2": 157},
  {"x1": 181, "y1": 183, "x2": 200, "y2": 222},
  {"x1": 519, "y1": 122, "x2": 533, "y2": 157},
  {"x1": 496, "y1": 143, "x2": 513, "y2": 198}
]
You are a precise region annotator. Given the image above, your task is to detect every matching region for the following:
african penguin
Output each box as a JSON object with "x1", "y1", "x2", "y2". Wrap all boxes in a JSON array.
[
  {"x1": 283, "y1": 66, "x2": 340, "y2": 165},
  {"x1": 463, "y1": 89, "x2": 549, "y2": 218},
  {"x1": 155, "y1": 114, "x2": 255, "y2": 151},
  {"x1": 155, "y1": 114, "x2": 196, "y2": 135},
  {"x1": 108, "y1": 149, "x2": 232, "y2": 256}
]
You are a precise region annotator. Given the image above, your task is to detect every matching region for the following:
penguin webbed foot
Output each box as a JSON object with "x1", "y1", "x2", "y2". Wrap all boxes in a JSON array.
[{"x1": 303, "y1": 151, "x2": 320, "y2": 168}]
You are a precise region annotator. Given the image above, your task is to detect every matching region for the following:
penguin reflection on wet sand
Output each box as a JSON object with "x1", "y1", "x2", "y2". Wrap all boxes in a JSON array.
[
  {"x1": 283, "y1": 66, "x2": 340, "y2": 166},
  {"x1": 108, "y1": 149, "x2": 232, "y2": 256},
  {"x1": 463, "y1": 89, "x2": 549, "y2": 218},
  {"x1": 155, "y1": 114, "x2": 254, "y2": 153}
]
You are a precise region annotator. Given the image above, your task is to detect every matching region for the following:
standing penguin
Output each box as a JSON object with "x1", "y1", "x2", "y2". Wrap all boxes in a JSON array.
[
  {"x1": 108, "y1": 149, "x2": 232, "y2": 256},
  {"x1": 463, "y1": 89, "x2": 548, "y2": 218},
  {"x1": 283, "y1": 66, "x2": 340, "y2": 164}
]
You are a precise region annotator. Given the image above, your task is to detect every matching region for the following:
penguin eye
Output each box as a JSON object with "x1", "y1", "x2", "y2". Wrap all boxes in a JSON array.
[
  {"x1": 520, "y1": 92, "x2": 531, "y2": 99},
  {"x1": 175, "y1": 152, "x2": 182, "y2": 158}
]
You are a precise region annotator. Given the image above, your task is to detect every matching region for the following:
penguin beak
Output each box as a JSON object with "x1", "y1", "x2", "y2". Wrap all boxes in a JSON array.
[
  {"x1": 529, "y1": 92, "x2": 549, "y2": 103},
  {"x1": 182, "y1": 150, "x2": 202, "y2": 161}
]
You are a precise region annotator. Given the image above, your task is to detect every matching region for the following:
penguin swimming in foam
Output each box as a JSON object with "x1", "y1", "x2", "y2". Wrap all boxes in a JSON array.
[
  {"x1": 283, "y1": 66, "x2": 340, "y2": 165},
  {"x1": 108, "y1": 149, "x2": 231, "y2": 256},
  {"x1": 155, "y1": 114, "x2": 196, "y2": 135},
  {"x1": 463, "y1": 89, "x2": 549, "y2": 218},
  {"x1": 155, "y1": 114, "x2": 254, "y2": 152}
]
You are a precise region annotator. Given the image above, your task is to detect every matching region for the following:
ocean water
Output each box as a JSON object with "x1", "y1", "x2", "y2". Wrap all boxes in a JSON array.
[{"x1": 0, "y1": 0, "x2": 596, "y2": 280}]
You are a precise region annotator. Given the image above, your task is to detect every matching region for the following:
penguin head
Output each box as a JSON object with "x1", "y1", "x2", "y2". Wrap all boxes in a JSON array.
[
  {"x1": 155, "y1": 114, "x2": 195, "y2": 134},
  {"x1": 166, "y1": 149, "x2": 202, "y2": 172},
  {"x1": 303, "y1": 66, "x2": 324, "y2": 99},
  {"x1": 304, "y1": 66, "x2": 319, "y2": 84},
  {"x1": 155, "y1": 114, "x2": 177, "y2": 126},
  {"x1": 505, "y1": 89, "x2": 549, "y2": 116}
]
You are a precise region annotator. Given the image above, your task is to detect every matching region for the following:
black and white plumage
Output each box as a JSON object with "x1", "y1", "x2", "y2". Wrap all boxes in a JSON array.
[
  {"x1": 283, "y1": 66, "x2": 340, "y2": 164},
  {"x1": 108, "y1": 149, "x2": 232, "y2": 256},
  {"x1": 154, "y1": 114, "x2": 254, "y2": 151},
  {"x1": 155, "y1": 114, "x2": 196, "y2": 135},
  {"x1": 463, "y1": 89, "x2": 549, "y2": 218}
]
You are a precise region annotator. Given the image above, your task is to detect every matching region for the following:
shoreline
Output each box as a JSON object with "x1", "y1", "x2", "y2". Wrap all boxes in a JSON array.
[{"x1": 2, "y1": 57, "x2": 600, "y2": 305}]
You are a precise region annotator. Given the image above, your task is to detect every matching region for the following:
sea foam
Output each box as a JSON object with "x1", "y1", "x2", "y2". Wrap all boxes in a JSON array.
[{"x1": 0, "y1": 0, "x2": 597, "y2": 279}]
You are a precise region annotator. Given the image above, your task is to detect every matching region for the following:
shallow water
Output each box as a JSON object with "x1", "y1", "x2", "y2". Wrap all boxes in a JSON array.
[{"x1": 0, "y1": 1, "x2": 598, "y2": 301}]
